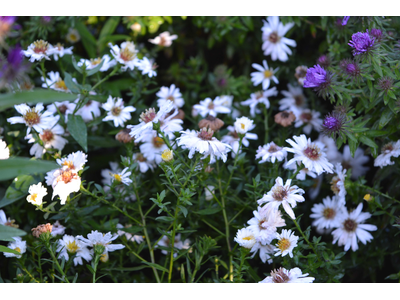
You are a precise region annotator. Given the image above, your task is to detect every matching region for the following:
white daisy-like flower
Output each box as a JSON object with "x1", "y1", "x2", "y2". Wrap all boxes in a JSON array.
[
  {"x1": 26, "y1": 182, "x2": 47, "y2": 206},
  {"x1": 241, "y1": 88, "x2": 278, "y2": 118},
  {"x1": 234, "y1": 227, "x2": 256, "y2": 249},
  {"x1": 274, "y1": 229, "x2": 299, "y2": 258},
  {"x1": 51, "y1": 221, "x2": 66, "y2": 236},
  {"x1": 285, "y1": 134, "x2": 334, "y2": 176},
  {"x1": 221, "y1": 125, "x2": 258, "y2": 158},
  {"x1": 3, "y1": 237, "x2": 26, "y2": 259},
  {"x1": 218, "y1": 95, "x2": 234, "y2": 108},
  {"x1": 317, "y1": 135, "x2": 341, "y2": 163},
  {"x1": 156, "y1": 84, "x2": 184, "y2": 109},
  {"x1": 330, "y1": 163, "x2": 347, "y2": 204},
  {"x1": 128, "y1": 100, "x2": 174, "y2": 140},
  {"x1": 283, "y1": 160, "x2": 317, "y2": 181},
  {"x1": 51, "y1": 168, "x2": 82, "y2": 205},
  {"x1": 278, "y1": 84, "x2": 307, "y2": 116},
  {"x1": 132, "y1": 153, "x2": 156, "y2": 173},
  {"x1": 259, "y1": 267, "x2": 314, "y2": 283},
  {"x1": 47, "y1": 101, "x2": 76, "y2": 122},
  {"x1": 177, "y1": 127, "x2": 232, "y2": 163},
  {"x1": 137, "y1": 57, "x2": 157, "y2": 77},
  {"x1": 294, "y1": 109, "x2": 322, "y2": 135},
  {"x1": 157, "y1": 233, "x2": 189, "y2": 257},
  {"x1": 56, "y1": 151, "x2": 88, "y2": 173},
  {"x1": 332, "y1": 203, "x2": 377, "y2": 252},
  {"x1": 25, "y1": 123, "x2": 68, "y2": 158},
  {"x1": 56, "y1": 235, "x2": 92, "y2": 266},
  {"x1": 148, "y1": 31, "x2": 177, "y2": 47},
  {"x1": 250, "y1": 60, "x2": 279, "y2": 90},
  {"x1": 101, "y1": 162, "x2": 121, "y2": 187},
  {"x1": 76, "y1": 99, "x2": 101, "y2": 122},
  {"x1": 49, "y1": 43, "x2": 73, "y2": 61},
  {"x1": 0, "y1": 210, "x2": 16, "y2": 227},
  {"x1": 41, "y1": 71, "x2": 70, "y2": 92},
  {"x1": 340, "y1": 145, "x2": 369, "y2": 180},
  {"x1": 261, "y1": 16, "x2": 296, "y2": 62},
  {"x1": 116, "y1": 224, "x2": 144, "y2": 244},
  {"x1": 77, "y1": 230, "x2": 125, "y2": 254},
  {"x1": 7, "y1": 103, "x2": 57, "y2": 135},
  {"x1": 249, "y1": 242, "x2": 275, "y2": 264},
  {"x1": 374, "y1": 140, "x2": 400, "y2": 168},
  {"x1": 257, "y1": 177, "x2": 305, "y2": 220},
  {"x1": 22, "y1": 40, "x2": 53, "y2": 62},
  {"x1": 77, "y1": 54, "x2": 116, "y2": 72},
  {"x1": 111, "y1": 167, "x2": 132, "y2": 186},
  {"x1": 158, "y1": 110, "x2": 184, "y2": 140},
  {"x1": 255, "y1": 142, "x2": 287, "y2": 164},
  {"x1": 310, "y1": 196, "x2": 345, "y2": 231},
  {"x1": 66, "y1": 28, "x2": 80, "y2": 44},
  {"x1": 109, "y1": 41, "x2": 140, "y2": 71},
  {"x1": 234, "y1": 116, "x2": 254, "y2": 134},
  {"x1": 102, "y1": 96, "x2": 136, "y2": 127},
  {"x1": 192, "y1": 97, "x2": 231, "y2": 118},
  {"x1": 247, "y1": 206, "x2": 286, "y2": 245},
  {"x1": 139, "y1": 133, "x2": 169, "y2": 165},
  {"x1": 0, "y1": 139, "x2": 10, "y2": 160}
]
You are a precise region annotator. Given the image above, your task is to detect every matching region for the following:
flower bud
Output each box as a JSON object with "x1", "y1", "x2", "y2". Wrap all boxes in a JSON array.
[{"x1": 161, "y1": 149, "x2": 174, "y2": 163}]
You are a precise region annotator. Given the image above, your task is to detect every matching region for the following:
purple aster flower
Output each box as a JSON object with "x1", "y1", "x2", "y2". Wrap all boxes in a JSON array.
[
  {"x1": 348, "y1": 31, "x2": 375, "y2": 56},
  {"x1": 341, "y1": 16, "x2": 350, "y2": 26},
  {"x1": 0, "y1": 45, "x2": 30, "y2": 87},
  {"x1": 377, "y1": 77, "x2": 394, "y2": 94},
  {"x1": 317, "y1": 55, "x2": 331, "y2": 69},
  {"x1": 303, "y1": 64, "x2": 327, "y2": 88},
  {"x1": 42, "y1": 16, "x2": 52, "y2": 23},
  {"x1": 340, "y1": 59, "x2": 362, "y2": 80},
  {"x1": 370, "y1": 28, "x2": 383, "y2": 41},
  {"x1": 322, "y1": 111, "x2": 348, "y2": 139}
]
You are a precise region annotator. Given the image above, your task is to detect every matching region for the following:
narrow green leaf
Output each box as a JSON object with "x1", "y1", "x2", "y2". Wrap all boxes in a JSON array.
[
  {"x1": 141, "y1": 261, "x2": 169, "y2": 273},
  {"x1": 195, "y1": 207, "x2": 221, "y2": 215},
  {"x1": 0, "y1": 245, "x2": 21, "y2": 255},
  {"x1": 67, "y1": 114, "x2": 88, "y2": 152},
  {"x1": 0, "y1": 225, "x2": 26, "y2": 242},
  {"x1": 75, "y1": 21, "x2": 97, "y2": 58},
  {"x1": 64, "y1": 72, "x2": 81, "y2": 93},
  {"x1": 359, "y1": 135, "x2": 378, "y2": 149},
  {"x1": 379, "y1": 107, "x2": 394, "y2": 128},
  {"x1": 99, "y1": 17, "x2": 121, "y2": 43},
  {"x1": 155, "y1": 216, "x2": 175, "y2": 222},
  {"x1": 0, "y1": 158, "x2": 58, "y2": 182},
  {"x1": 0, "y1": 174, "x2": 41, "y2": 209}
]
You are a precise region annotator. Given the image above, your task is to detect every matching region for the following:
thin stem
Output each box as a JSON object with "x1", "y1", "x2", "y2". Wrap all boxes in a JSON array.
[
  {"x1": 292, "y1": 218, "x2": 321, "y2": 262},
  {"x1": 40, "y1": 60, "x2": 49, "y2": 88},
  {"x1": 45, "y1": 241, "x2": 70, "y2": 283},
  {"x1": 21, "y1": 266, "x2": 40, "y2": 283},
  {"x1": 354, "y1": 182, "x2": 400, "y2": 204},
  {"x1": 91, "y1": 65, "x2": 120, "y2": 91}
]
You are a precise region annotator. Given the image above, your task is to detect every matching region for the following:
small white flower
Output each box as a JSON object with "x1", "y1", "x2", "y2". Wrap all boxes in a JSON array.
[
  {"x1": 374, "y1": 140, "x2": 400, "y2": 168},
  {"x1": 3, "y1": 237, "x2": 26, "y2": 259},
  {"x1": 310, "y1": 196, "x2": 345, "y2": 231},
  {"x1": 257, "y1": 177, "x2": 305, "y2": 220},
  {"x1": 51, "y1": 221, "x2": 66, "y2": 236},
  {"x1": 221, "y1": 125, "x2": 258, "y2": 158},
  {"x1": 77, "y1": 230, "x2": 125, "y2": 254},
  {"x1": 41, "y1": 71, "x2": 71, "y2": 92},
  {"x1": 117, "y1": 224, "x2": 144, "y2": 244},
  {"x1": 330, "y1": 163, "x2": 347, "y2": 204},
  {"x1": 259, "y1": 267, "x2": 314, "y2": 283},
  {"x1": 234, "y1": 116, "x2": 254, "y2": 134},
  {"x1": 340, "y1": 145, "x2": 369, "y2": 180},
  {"x1": 76, "y1": 99, "x2": 101, "y2": 122},
  {"x1": 285, "y1": 134, "x2": 334, "y2": 175},
  {"x1": 0, "y1": 139, "x2": 10, "y2": 160},
  {"x1": 22, "y1": 40, "x2": 53, "y2": 62},
  {"x1": 26, "y1": 182, "x2": 47, "y2": 206},
  {"x1": 139, "y1": 133, "x2": 169, "y2": 165},
  {"x1": 57, "y1": 235, "x2": 92, "y2": 266},
  {"x1": 294, "y1": 109, "x2": 322, "y2": 135},
  {"x1": 157, "y1": 233, "x2": 189, "y2": 257},
  {"x1": 241, "y1": 88, "x2": 278, "y2": 118},
  {"x1": 47, "y1": 101, "x2": 76, "y2": 122},
  {"x1": 102, "y1": 96, "x2": 136, "y2": 127},
  {"x1": 255, "y1": 142, "x2": 287, "y2": 164},
  {"x1": 49, "y1": 43, "x2": 73, "y2": 61},
  {"x1": 234, "y1": 228, "x2": 257, "y2": 249},
  {"x1": 249, "y1": 242, "x2": 275, "y2": 264},
  {"x1": 56, "y1": 151, "x2": 88, "y2": 173},
  {"x1": 101, "y1": 162, "x2": 121, "y2": 187},
  {"x1": 278, "y1": 84, "x2": 307, "y2": 116},
  {"x1": 51, "y1": 168, "x2": 81, "y2": 205},
  {"x1": 274, "y1": 229, "x2": 299, "y2": 258},
  {"x1": 261, "y1": 16, "x2": 297, "y2": 62},
  {"x1": 132, "y1": 153, "x2": 155, "y2": 173},
  {"x1": 250, "y1": 60, "x2": 279, "y2": 90},
  {"x1": 283, "y1": 160, "x2": 317, "y2": 181},
  {"x1": 137, "y1": 57, "x2": 157, "y2": 77},
  {"x1": 177, "y1": 127, "x2": 232, "y2": 163},
  {"x1": 149, "y1": 31, "x2": 177, "y2": 47},
  {"x1": 0, "y1": 210, "x2": 16, "y2": 227},
  {"x1": 111, "y1": 167, "x2": 132, "y2": 186},
  {"x1": 192, "y1": 97, "x2": 231, "y2": 118},
  {"x1": 109, "y1": 41, "x2": 140, "y2": 71},
  {"x1": 332, "y1": 203, "x2": 377, "y2": 252},
  {"x1": 77, "y1": 54, "x2": 116, "y2": 72},
  {"x1": 158, "y1": 110, "x2": 184, "y2": 140},
  {"x1": 66, "y1": 28, "x2": 80, "y2": 44},
  {"x1": 317, "y1": 135, "x2": 341, "y2": 163},
  {"x1": 156, "y1": 84, "x2": 184, "y2": 109}
]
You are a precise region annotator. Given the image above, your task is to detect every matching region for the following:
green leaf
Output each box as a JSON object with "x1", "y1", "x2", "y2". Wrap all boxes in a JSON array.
[
  {"x1": 379, "y1": 107, "x2": 394, "y2": 128},
  {"x1": 75, "y1": 21, "x2": 97, "y2": 58},
  {"x1": 141, "y1": 261, "x2": 169, "y2": 273},
  {"x1": 67, "y1": 114, "x2": 88, "y2": 152},
  {"x1": 372, "y1": 59, "x2": 383, "y2": 77},
  {"x1": 98, "y1": 17, "x2": 121, "y2": 51},
  {"x1": 0, "y1": 90, "x2": 76, "y2": 112},
  {"x1": 64, "y1": 72, "x2": 81, "y2": 93},
  {"x1": 195, "y1": 207, "x2": 221, "y2": 215},
  {"x1": 0, "y1": 245, "x2": 21, "y2": 255},
  {"x1": 387, "y1": 90, "x2": 397, "y2": 100},
  {"x1": 155, "y1": 216, "x2": 175, "y2": 222},
  {"x1": 359, "y1": 135, "x2": 378, "y2": 149},
  {"x1": 0, "y1": 174, "x2": 41, "y2": 209},
  {"x1": 0, "y1": 158, "x2": 58, "y2": 182},
  {"x1": 365, "y1": 130, "x2": 388, "y2": 137},
  {"x1": 178, "y1": 205, "x2": 188, "y2": 218},
  {"x1": 0, "y1": 224, "x2": 26, "y2": 242},
  {"x1": 85, "y1": 59, "x2": 105, "y2": 77}
]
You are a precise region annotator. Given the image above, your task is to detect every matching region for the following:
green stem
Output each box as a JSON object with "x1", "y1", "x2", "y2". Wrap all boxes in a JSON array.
[
  {"x1": 40, "y1": 60, "x2": 50, "y2": 89},
  {"x1": 292, "y1": 218, "x2": 321, "y2": 262},
  {"x1": 91, "y1": 65, "x2": 120, "y2": 91},
  {"x1": 45, "y1": 241, "x2": 70, "y2": 283},
  {"x1": 354, "y1": 182, "x2": 400, "y2": 204}
]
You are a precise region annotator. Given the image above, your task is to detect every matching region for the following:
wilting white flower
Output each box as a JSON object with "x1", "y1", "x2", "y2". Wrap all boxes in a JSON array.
[
  {"x1": 149, "y1": 31, "x2": 177, "y2": 47},
  {"x1": 255, "y1": 142, "x2": 287, "y2": 164},
  {"x1": 234, "y1": 228, "x2": 257, "y2": 249},
  {"x1": 294, "y1": 109, "x2": 322, "y2": 135},
  {"x1": 49, "y1": 43, "x2": 73, "y2": 61},
  {"x1": 250, "y1": 60, "x2": 279, "y2": 90},
  {"x1": 249, "y1": 242, "x2": 275, "y2": 264},
  {"x1": 278, "y1": 84, "x2": 307, "y2": 116},
  {"x1": 3, "y1": 237, "x2": 26, "y2": 259},
  {"x1": 274, "y1": 229, "x2": 299, "y2": 258},
  {"x1": 192, "y1": 97, "x2": 231, "y2": 118},
  {"x1": 137, "y1": 57, "x2": 157, "y2": 77},
  {"x1": 0, "y1": 139, "x2": 10, "y2": 160},
  {"x1": 330, "y1": 163, "x2": 347, "y2": 204},
  {"x1": 374, "y1": 140, "x2": 400, "y2": 168},
  {"x1": 221, "y1": 125, "x2": 258, "y2": 158},
  {"x1": 22, "y1": 40, "x2": 53, "y2": 62},
  {"x1": 51, "y1": 221, "x2": 66, "y2": 236},
  {"x1": 259, "y1": 267, "x2": 314, "y2": 283},
  {"x1": 132, "y1": 153, "x2": 156, "y2": 173},
  {"x1": 57, "y1": 235, "x2": 92, "y2": 266},
  {"x1": 156, "y1": 84, "x2": 184, "y2": 109},
  {"x1": 77, "y1": 54, "x2": 116, "y2": 72},
  {"x1": 102, "y1": 96, "x2": 136, "y2": 127},
  {"x1": 310, "y1": 196, "x2": 345, "y2": 231},
  {"x1": 109, "y1": 41, "x2": 140, "y2": 71},
  {"x1": 26, "y1": 182, "x2": 47, "y2": 206}
]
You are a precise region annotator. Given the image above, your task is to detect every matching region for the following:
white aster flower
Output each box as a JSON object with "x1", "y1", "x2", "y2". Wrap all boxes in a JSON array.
[
  {"x1": 66, "y1": 28, "x2": 80, "y2": 44},
  {"x1": 234, "y1": 227, "x2": 256, "y2": 249},
  {"x1": 128, "y1": 101, "x2": 174, "y2": 140},
  {"x1": 102, "y1": 96, "x2": 136, "y2": 127},
  {"x1": 218, "y1": 95, "x2": 234, "y2": 108},
  {"x1": 247, "y1": 206, "x2": 286, "y2": 245},
  {"x1": 374, "y1": 140, "x2": 400, "y2": 168},
  {"x1": 49, "y1": 43, "x2": 73, "y2": 61},
  {"x1": 51, "y1": 221, "x2": 66, "y2": 236},
  {"x1": 57, "y1": 235, "x2": 92, "y2": 266},
  {"x1": 250, "y1": 60, "x2": 279, "y2": 90},
  {"x1": 51, "y1": 168, "x2": 81, "y2": 205},
  {"x1": 139, "y1": 133, "x2": 169, "y2": 165},
  {"x1": 0, "y1": 139, "x2": 10, "y2": 159},
  {"x1": 132, "y1": 153, "x2": 156, "y2": 173},
  {"x1": 332, "y1": 203, "x2": 377, "y2": 252},
  {"x1": 234, "y1": 116, "x2": 254, "y2": 134},
  {"x1": 317, "y1": 135, "x2": 341, "y2": 163},
  {"x1": 257, "y1": 177, "x2": 305, "y2": 220},
  {"x1": 340, "y1": 145, "x2": 369, "y2": 180},
  {"x1": 249, "y1": 242, "x2": 275, "y2": 264},
  {"x1": 137, "y1": 57, "x2": 157, "y2": 77},
  {"x1": 101, "y1": 162, "x2": 121, "y2": 187},
  {"x1": 255, "y1": 142, "x2": 287, "y2": 164},
  {"x1": 241, "y1": 88, "x2": 278, "y2": 117},
  {"x1": 177, "y1": 127, "x2": 232, "y2": 163},
  {"x1": 158, "y1": 110, "x2": 184, "y2": 140},
  {"x1": 278, "y1": 84, "x2": 307, "y2": 115},
  {"x1": 3, "y1": 237, "x2": 26, "y2": 259},
  {"x1": 77, "y1": 230, "x2": 125, "y2": 254},
  {"x1": 274, "y1": 229, "x2": 299, "y2": 258},
  {"x1": 149, "y1": 31, "x2": 177, "y2": 47},
  {"x1": 111, "y1": 167, "x2": 132, "y2": 186},
  {"x1": 56, "y1": 151, "x2": 88, "y2": 173},
  {"x1": 7, "y1": 103, "x2": 57, "y2": 135},
  {"x1": 310, "y1": 196, "x2": 345, "y2": 231},
  {"x1": 157, "y1": 233, "x2": 189, "y2": 257},
  {"x1": 76, "y1": 99, "x2": 101, "y2": 122},
  {"x1": 117, "y1": 224, "x2": 144, "y2": 244},
  {"x1": 294, "y1": 109, "x2": 322, "y2": 135},
  {"x1": 0, "y1": 210, "x2": 17, "y2": 227},
  {"x1": 221, "y1": 125, "x2": 258, "y2": 158},
  {"x1": 109, "y1": 41, "x2": 140, "y2": 71},
  {"x1": 283, "y1": 160, "x2": 317, "y2": 181},
  {"x1": 261, "y1": 16, "x2": 296, "y2": 62},
  {"x1": 26, "y1": 182, "x2": 47, "y2": 206},
  {"x1": 259, "y1": 267, "x2": 314, "y2": 283},
  {"x1": 22, "y1": 40, "x2": 53, "y2": 62},
  {"x1": 41, "y1": 71, "x2": 70, "y2": 92},
  {"x1": 192, "y1": 97, "x2": 231, "y2": 118},
  {"x1": 330, "y1": 163, "x2": 347, "y2": 204},
  {"x1": 77, "y1": 54, "x2": 116, "y2": 72},
  {"x1": 156, "y1": 84, "x2": 184, "y2": 109},
  {"x1": 47, "y1": 101, "x2": 76, "y2": 122},
  {"x1": 285, "y1": 134, "x2": 334, "y2": 175}
]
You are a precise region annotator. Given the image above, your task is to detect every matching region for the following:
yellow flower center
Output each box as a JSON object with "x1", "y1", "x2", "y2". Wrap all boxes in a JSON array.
[
  {"x1": 243, "y1": 236, "x2": 253, "y2": 241},
  {"x1": 113, "y1": 173, "x2": 122, "y2": 182},
  {"x1": 14, "y1": 247, "x2": 21, "y2": 253},
  {"x1": 90, "y1": 57, "x2": 102, "y2": 66},
  {"x1": 277, "y1": 238, "x2": 290, "y2": 251},
  {"x1": 23, "y1": 109, "x2": 41, "y2": 126},
  {"x1": 40, "y1": 129, "x2": 55, "y2": 143},
  {"x1": 66, "y1": 240, "x2": 79, "y2": 253},
  {"x1": 161, "y1": 149, "x2": 173, "y2": 162},
  {"x1": 55, "y1": 79, "x2": 68, "y2": 91},
  {"x1": 120, "y1": 43, "x2": 136, "y2": 62},
  {"x1": 264, "y1": 70, "x2": 273, "y2": 78},
  {"x1": 33, "y1": 40, "x2": 48, "y2": 53},
  {"x1": 111, "y1": 106, "x2": 122, "y2": 116},
  {"x1": 240, "y1": 123, "x2": 245, "y2": 130},
  {"x1": 62, "y1": 160, "x2": 75, "y2": 169},
  {"x1": 68, "y1": 33, "x2": 79, "y2": 43},
  {"x1": 30, "y1": 193, "x2": 38, "y2": 203},
  {"x1": 323, "y1": 208, "x2": 336, "y2": 219},
  {"x1": 152, "y1": 137, "x2": 165, "y2": 148}
]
